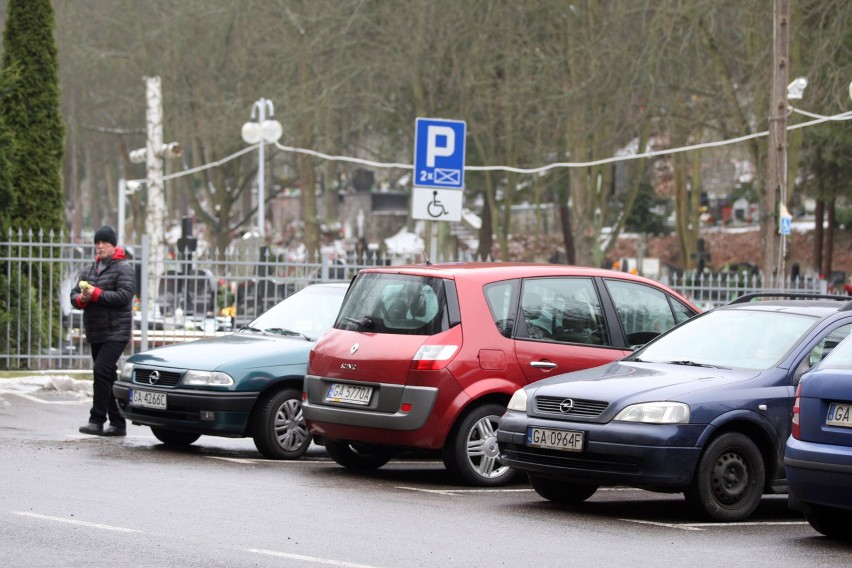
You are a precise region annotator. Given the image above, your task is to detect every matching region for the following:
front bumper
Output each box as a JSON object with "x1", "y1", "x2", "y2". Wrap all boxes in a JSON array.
[
  {"x1": 497, "y1": 410, "x2": 705, "y2": 489},
  {"x1": 113, "y1": 380, "x2": 258, "y2": 436}
]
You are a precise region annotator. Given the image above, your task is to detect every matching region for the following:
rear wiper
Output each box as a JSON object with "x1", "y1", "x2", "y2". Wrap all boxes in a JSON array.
[
  {"x1": 665, "y1": 360, "x2": 728, "y2": 369},
  {"x1": 263, "y1": 327, "x2": 311, "y2": 341},
  {"x1": 344, "y1": 316, "x2": 376, "y2": 330}
]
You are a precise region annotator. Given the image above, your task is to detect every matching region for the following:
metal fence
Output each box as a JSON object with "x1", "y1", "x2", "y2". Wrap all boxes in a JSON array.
[{"x1": 0, "y1": 230, "x2": 827, "y2": 370}]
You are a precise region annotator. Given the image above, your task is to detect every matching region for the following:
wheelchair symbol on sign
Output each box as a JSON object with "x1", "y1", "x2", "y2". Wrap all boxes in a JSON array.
[{"x1": 427, "y1": 191, "x2": 449, "y2": 218}]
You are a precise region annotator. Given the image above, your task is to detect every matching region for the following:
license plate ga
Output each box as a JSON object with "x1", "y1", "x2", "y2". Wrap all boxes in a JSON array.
[
  {"x1": 527, "y1": 427, "x2": 584, "y2": 452},
  {"x1": 326, "y1": 383, "x2": 373, "y2": 406},
  {"x1": 826, "y1": 402, "x2": 852, "y2": 428},
  {"x1": 129, "y1": 388, "x2": 167, "y2": 410}
]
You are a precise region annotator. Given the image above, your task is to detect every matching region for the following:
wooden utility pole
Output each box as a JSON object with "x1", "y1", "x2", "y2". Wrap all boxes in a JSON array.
[{"x1": 763, "y1": 0, "x2": 790, "y2": 280}]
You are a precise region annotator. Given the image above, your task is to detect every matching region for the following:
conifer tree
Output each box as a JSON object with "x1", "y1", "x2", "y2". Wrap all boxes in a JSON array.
[{"x1": 1, "y1": 0, "x2": 64, "y2": 232}]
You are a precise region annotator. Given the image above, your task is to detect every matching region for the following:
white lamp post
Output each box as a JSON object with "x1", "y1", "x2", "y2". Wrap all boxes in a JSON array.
[{"x1": 241, "y1": 98, "x2": 283, "y2": 237}]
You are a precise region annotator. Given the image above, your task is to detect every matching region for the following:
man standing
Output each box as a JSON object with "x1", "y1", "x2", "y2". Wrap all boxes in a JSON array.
[{"x1": 71, "y1": 226, "x2": 136, "y2": 436}]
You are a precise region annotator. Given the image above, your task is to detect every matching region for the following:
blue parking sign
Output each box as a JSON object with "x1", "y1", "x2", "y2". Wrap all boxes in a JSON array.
[{"x1": 414, "y1": 118, "x2": 466, "y2": 190}]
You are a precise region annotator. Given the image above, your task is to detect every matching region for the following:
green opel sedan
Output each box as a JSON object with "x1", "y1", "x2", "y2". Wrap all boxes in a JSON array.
[{"x1": 113, "y1": 283, "x2": 348, "y2": 459}]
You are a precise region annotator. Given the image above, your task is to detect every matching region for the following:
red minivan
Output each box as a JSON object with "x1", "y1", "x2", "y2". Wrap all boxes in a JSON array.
[{"x1": 303, "y1": 263, "x2": 699, "y2": 486}]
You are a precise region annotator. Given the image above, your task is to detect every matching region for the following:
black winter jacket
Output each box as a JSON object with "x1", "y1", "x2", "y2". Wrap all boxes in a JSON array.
[{"x1": 70, "y1": 247, "x2": 136, "y2": 344}]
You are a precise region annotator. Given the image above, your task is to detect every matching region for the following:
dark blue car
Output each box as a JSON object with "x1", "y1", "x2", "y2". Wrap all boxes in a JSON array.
[
  {"x1": 498, "y1": 294, "x2": 852, "y2": 521},
  {"x1": 785, "y1": 333, "x2": 852, "y2": 539}
]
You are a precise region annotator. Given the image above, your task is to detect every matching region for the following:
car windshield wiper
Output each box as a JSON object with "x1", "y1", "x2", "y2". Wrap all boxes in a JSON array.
[
  {"x1": 238, "y1": 325, "x2": 263, "y2": 333},
  {"x1": 263, "y1": 327, "x2": 311, "y2": 341},
  {"x1": 344, "y1": 316, "x2": 376, "y2": 330},
  {"x1": 665, "y1": 360, "x2": 728, "y2": 369}
]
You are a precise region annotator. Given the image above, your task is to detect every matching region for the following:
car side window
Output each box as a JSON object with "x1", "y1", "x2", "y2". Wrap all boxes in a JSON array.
[
  {"x1": 604, "y1": 279, "x2": 682, "y2": 347},
  {"x1": 484, "y1": 280, "x2": 519, "y2": 338},
  {"x1": 517, "y1": 278, "x2": 609, "y2": 346},
  {"x1": 807, "y1": 323, "x2": 852, "y2": 368}
]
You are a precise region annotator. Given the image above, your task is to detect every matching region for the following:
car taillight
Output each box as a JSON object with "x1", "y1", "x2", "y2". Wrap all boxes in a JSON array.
[
  {"x1": 791, "y1": 383, "x2": 802, "y2": 440},
  {"x1": 410, "y1": 344, "x2": 459, "y2": 371}
]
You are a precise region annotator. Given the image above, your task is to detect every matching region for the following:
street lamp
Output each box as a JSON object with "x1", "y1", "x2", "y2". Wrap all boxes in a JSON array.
[{"x1": 241, "y1": 98, "x2": 283, "y2": 237}]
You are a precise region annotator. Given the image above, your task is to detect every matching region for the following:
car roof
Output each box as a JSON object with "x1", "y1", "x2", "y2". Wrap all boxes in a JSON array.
[
  {"x1": 307, "y1": 282, "x2": 350, "y2": 289},
  {"x1": 719, "y1": 294, "x2": 852, "y2": 318},
  {"x1": 356, "y1": 261, "x2": 666, "y2": 285}
]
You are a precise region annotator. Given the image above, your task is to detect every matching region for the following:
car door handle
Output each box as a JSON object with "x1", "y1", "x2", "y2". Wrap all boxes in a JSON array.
[{"x1": 530, "y1": 361, "x2": 557, "y2": 369}]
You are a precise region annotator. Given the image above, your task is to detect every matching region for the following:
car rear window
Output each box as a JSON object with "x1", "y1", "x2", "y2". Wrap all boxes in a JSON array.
[{"x1": 335, "y1": 273, "x2": 449, "y2": 335}]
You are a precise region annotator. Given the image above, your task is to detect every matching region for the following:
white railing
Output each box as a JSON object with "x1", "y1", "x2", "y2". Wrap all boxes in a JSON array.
[{"x1": 0, "y1": 229, "x2": 829, "y2": 370}]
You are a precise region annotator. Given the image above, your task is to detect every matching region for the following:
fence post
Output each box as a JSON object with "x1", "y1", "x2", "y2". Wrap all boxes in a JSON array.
[{"x1": 140, "y1": 235, "x2": 150, "y2": 352}]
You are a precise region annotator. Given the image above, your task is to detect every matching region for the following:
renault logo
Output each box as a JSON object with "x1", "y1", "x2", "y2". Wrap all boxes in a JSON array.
[
  {"x1": 149, "y1": 370, "x2": 160, "y2": 385},
  {"x1": 350, "y1": 343, "x2": 360, "y2": 355},
  {"x1": 559, "y1": 399, "x2": 575, "y2": 413}
]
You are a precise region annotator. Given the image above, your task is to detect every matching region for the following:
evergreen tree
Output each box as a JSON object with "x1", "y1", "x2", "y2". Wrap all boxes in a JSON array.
[
  {"x1": 1, "y1": 0, "x2": 65, "y2": 367},
  {"x1": 0, "y1": 67, "x2": 14, "y2": 234},
  {"x1": 1, "y1": 0, "x2": 64, "y2": 232}
]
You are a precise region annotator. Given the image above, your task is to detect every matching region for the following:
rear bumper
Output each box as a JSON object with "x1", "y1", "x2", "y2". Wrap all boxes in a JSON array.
[
  {"x1": 113, "y1": 380, "x2": 258, "y2": 436},
  {"x1": 785, "y1": 436, "x2": 852, "y2": 510},
  {"x1": 302, "y1": 374, "x2": 438, "y2": 431}
]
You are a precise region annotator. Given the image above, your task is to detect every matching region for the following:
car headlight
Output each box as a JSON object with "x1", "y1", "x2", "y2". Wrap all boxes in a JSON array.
[
  {"x1": 182, "y1": 370, "x2": 235, "y2": 387},
  {"x1": 507, "y1": 388, "x2": 528, "y2": 412},
  {"x1": 614, "y1": 402, "x2": 689, "y2": 424},
  {"x1": 120, "y1": 362, "x2": 134, "y2": 381}
]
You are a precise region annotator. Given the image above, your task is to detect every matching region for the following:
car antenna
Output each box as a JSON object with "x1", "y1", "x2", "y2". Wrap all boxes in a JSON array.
[{"x1": 422, "y1": 248, "x2": 432, "y2": 266}]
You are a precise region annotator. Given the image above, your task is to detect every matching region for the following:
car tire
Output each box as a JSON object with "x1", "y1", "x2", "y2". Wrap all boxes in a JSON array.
[
  {"x1": 325, "y1": 440, "x2": 394, "y2": 470},
  {"x1": 150, "y1": 427, "x2": 201, "y2": 447},
  {"x1": 528, "y1": 474, "x2": 598, "y2": 504},
  {"x1": 442, "y1": 403, "x2": 517, "y2": 487},
  {"x1": 803, "y1": 504, "x2": 852, "y2": 540},
  {"x1": 685, "y1": 432, "x2": 765, "y2": 522},
  {"x1": 252, "y1": 388, "x2": 311, "y2": 460}
]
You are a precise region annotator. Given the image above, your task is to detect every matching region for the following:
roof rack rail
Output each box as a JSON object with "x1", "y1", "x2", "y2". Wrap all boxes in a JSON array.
[{"x1": 728, "y1": 292, "x2": 852, "y2": 310}]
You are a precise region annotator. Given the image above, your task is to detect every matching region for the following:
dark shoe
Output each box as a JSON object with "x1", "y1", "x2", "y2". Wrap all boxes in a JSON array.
[
  {"x1": 103, "y1": 425, "x2": 127, "y2": 437},
  {"x1": 79, "y1": 422, "x2": 104, "y2": 435}
]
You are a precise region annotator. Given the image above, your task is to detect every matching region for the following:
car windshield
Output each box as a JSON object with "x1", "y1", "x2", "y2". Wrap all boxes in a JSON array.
[
  {"x1": 632, "y1": 309, "x2": 815, "y2": 370},
  {"x1": 244, "y1": 286, "x2": 345, "y2": 340},
  {"x1": 818, "y1": 334, "x2": 852, "y2": 370},
  {"x1": 335, "y1": 272, "x2": 448, "y2": 335}
]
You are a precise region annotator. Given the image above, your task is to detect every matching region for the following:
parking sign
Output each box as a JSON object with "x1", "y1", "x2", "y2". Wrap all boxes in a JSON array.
[{"x1": 414, "y1": 118, "x2": 466, "y2": 190}]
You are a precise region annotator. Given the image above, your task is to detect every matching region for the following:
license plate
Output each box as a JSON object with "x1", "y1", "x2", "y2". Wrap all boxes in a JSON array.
[
  {"x1": 826, "y1": 402, "x2": 852, "y2": 428},
  {"x1": 129, "y1": 388, "x2": 167, "y2": 410},
  {"x1": 326, "y1": 383, "x2": 373, "y2": 406},
  {"x1": 527, "y1": 427, "x2": 584, "y2": 452}
]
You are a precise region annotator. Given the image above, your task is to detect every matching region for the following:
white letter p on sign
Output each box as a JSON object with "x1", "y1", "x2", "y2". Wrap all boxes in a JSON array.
[{"x1": 426, "y1": 126, "x2": 455, "y2": 167}]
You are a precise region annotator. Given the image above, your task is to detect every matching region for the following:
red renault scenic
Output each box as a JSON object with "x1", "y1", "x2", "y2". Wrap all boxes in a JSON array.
[{"x1": 303, "y1": 262, "x2": 698, "y2": 486}]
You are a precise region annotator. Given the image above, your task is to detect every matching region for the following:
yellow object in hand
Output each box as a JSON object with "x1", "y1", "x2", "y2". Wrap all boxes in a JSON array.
[{"x1": 79, "y1": 280, "x2": 91, "y2": 290}]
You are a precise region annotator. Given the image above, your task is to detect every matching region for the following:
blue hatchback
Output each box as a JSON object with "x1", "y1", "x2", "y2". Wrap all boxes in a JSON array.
[
  {"x1": 498, "y1": 293, "x2": 852, "y2": 521},
  {"x1": 785, "y1": 334, "x2": 852, "y2": 539}
]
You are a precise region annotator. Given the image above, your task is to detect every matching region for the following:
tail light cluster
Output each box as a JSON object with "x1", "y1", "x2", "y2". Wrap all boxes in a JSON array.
[
  {"x1": 791, "y1": 383, "x2": 802, "y2": 440},
  {"x1": 409, "y1": 325, "x2": 462, "y2": 371}
]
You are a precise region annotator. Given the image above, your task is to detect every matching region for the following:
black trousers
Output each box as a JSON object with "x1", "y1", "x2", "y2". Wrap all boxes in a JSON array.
[{"x1": 88, "y1": 341, "x2": 127, "y2": 427}]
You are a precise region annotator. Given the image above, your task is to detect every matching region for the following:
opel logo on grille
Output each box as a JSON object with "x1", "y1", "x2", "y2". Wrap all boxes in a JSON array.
[
  {"x1": 559, "y1": 399, "x2": 575, "y2": 413},
  {"x1": 350, "y1": 343, "x2": 360, "y2": 355},
  {"x1": 148, "y1": 370, "x2": 160, "y2": 385}
]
